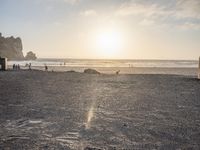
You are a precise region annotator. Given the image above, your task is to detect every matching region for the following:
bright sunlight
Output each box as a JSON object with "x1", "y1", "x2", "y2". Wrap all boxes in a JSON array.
[{"x1": 95, "y1": 30, "x2": 123, "y2": 58}]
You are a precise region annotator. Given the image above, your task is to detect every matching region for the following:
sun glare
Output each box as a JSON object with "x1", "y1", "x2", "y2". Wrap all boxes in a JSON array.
[{"x1": 95, "y1": 30, "x2": 122, "y2": 58}]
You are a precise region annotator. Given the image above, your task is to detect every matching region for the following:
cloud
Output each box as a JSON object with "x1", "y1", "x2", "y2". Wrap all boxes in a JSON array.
[
  {"x1": 63, "y1": 0, "x2": 80, "y2": 4},
  {"x1": 38, "y1": 0, "x2": 80, "y2": 4},
  {"x1": 179, "y1": 22, "x2": 200, "y2": 30},
  {"x1": 116, "y1": 3, "x2": 172, "y2": 18},
  {"x1": 115, "y1": 0, "x2": 200, "y2": 29},
  {"x1": 139, "y1": 19, "x2": 155, "y2": 26},
  {"x1": 175, "y1": 0, "x2": 200, "y2": 19},
  {"x1": 80, "y1": 9, "x2": 97, "y2": 17},
  {"x1": 116, "y1": 0, "x2": 200, "y2": 19}
]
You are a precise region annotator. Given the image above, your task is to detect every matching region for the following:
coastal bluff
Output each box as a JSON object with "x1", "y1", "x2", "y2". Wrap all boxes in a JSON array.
[{"x1": 0, "y1": 33, "x2": 24, "y2": 60}]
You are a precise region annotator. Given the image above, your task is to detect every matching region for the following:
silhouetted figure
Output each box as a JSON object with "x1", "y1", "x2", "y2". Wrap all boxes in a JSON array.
[
  {"x1": 198, "y1": 57, "x2": 200, "y2": 79},
  {"x1": 29, "y1": 63, "x2": 32, "y2": 70},
  {"x1": 45, "y1": 64, "x2": 48, "y2": 71},
  {"x1": 13, "y1": 64, "x2": 15, "y2": 70},
  {"x1": 116, "y1": 70, "x2": 120, "y2": 75},
  {"x1": 17, "y1": 64, "x2": 20, "y2": 70}
]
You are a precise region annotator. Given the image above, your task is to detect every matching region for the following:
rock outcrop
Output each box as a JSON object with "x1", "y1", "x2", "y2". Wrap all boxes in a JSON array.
[
  {"x1": 0, "y1": 33, "x2": 24, "y2": 60},
  {"x1": 25, "y1": 51, "x2": 37, "y2": 60},
  {"x1": 84, "y1": 69, "x2": 100, "y2": 74}
]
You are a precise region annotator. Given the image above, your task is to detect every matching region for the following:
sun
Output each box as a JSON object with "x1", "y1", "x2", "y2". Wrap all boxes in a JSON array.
[{"x1": 95, "y1": 30, "x2": 122, "y2": 58}]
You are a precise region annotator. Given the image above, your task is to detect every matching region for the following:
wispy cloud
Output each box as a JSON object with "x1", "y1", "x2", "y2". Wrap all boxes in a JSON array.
[
  {"x1": 116, "y1": 3, "x2": 172, "y2": 18},
  {"x1": 179, "y1": 22, "x2": 200, "y2": 30},
  {"x1": 80, "y1": 9, "x2": 97, "y2": 17},
  {"x1": 139, "y1": 19, "x2": 155, "y2": 26},
  {"x1": 175, "y1": 0, "x2": 200, "y2": 19},
  {"x1": 63, "y1": 0, "x2": 80, "y2": 5},
  {"x1": 115, "y1": 0, "x2": 200, "y2": 29},
  {"x1": 37, "y1": 0, "x2": 80, "y2": 5}
]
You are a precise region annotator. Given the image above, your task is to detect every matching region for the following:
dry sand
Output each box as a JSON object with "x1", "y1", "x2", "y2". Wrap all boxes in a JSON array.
[{"x1": 0, "y1": 70, "x2": 200, "y2": 149}]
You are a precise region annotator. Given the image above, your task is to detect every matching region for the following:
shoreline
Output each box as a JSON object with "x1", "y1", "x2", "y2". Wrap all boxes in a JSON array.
[{"x1": 6, "y1": 66, "x2": 198, "y2": 76}]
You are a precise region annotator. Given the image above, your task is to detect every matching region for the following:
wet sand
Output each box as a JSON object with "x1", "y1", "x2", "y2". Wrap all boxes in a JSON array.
[{"x1": 0, "y1": 70, "x2": 200, "y2": 149}]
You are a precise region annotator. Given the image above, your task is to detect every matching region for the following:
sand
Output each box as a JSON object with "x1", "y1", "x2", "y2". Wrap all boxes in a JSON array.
[{"x1": 0, "y1": 70, "x2": 200, "y2": 149}]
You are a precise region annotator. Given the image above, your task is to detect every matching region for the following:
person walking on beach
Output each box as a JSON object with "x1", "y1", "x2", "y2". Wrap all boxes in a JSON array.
[
  {"x1": 198, "y1": 57, "x2": 200, "y2": 79},
  {"x1": 45, "y1": 64, "x2": 48, "y2": 71},
  {"x1": 17, "y1": 64, "x2": 20, "y2": 70},
  {"x1": 13, "y1": 64, "x2": 15, "y2": 70},
  {"x1": 29, "y1": 63, "x2": 32, "y2": 70}
]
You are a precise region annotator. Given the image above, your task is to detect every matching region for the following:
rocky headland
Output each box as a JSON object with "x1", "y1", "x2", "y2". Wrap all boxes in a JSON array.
[{"x1": 0, "y1": 33, "x2": 37, "y2": 60}]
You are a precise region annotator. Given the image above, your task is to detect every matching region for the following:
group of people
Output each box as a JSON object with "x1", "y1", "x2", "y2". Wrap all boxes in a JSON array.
[
  {"x1": 12, "y1": 63, "x2": 49, "y2": 71},
  {"x1": 13, "y1": 64, "x2": 20, "y2": 70},
  {"x1": 13, "y1": 63, "x2": 31, "y2": 70}
]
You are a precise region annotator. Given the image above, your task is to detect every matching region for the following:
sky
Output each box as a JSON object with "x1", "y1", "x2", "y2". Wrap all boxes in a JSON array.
[{"x1": 0, "y1": 0, "x2": 200, "y2": 60}]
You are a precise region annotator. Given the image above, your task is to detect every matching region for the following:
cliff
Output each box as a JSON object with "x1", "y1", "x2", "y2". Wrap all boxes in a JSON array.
[{"x1": 0, "y1": 33, "x2": 24, "y2": 60}]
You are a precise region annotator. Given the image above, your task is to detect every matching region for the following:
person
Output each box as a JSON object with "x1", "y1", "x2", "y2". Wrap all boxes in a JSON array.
[
  {"x1": 17, "y1": 64, "x2": 20, "y2": 70},
  {"x1": 13, "y1": 64, "x2": 15, "y2": 70},
  {"x1": 29, "y1": 63, "x2": 32, "y2": 70},
  {"x1": 116, "y1": 70, "x2": 120, "y2": 75},
  {"x1": 45, "y1": 64, "x2": 48, "y2": 71}
]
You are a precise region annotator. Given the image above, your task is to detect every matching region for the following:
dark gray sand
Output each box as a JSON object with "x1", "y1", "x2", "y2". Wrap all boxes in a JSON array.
[{"x1": 0, "y1": 70, "x2": 200, "y2": 149}]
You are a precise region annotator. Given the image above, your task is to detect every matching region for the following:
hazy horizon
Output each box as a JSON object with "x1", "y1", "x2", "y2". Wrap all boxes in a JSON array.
[
  {"x1": 34, "y1": 57, "x2": 198, "y2": 61},
  {"x1": 1, "y1": 0, "x2": 200, "y2": 60}
]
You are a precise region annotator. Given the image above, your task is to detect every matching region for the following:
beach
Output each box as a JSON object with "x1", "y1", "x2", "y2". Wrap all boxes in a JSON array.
[
  {"x1": 0, "y1": 70, "x2": 200, "y2": 149},
  {"x1": 7, "y1": 59, "x2": 198, "y2": 76}
]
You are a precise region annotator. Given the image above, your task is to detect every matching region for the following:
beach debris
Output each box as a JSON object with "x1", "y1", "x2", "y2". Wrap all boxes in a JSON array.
[
  {"x1": 123, "y1": 123, "x2": 128, "y2": 128},
  {"x1": 84, "y1": 69, "x2": 100, "y2": 74}
]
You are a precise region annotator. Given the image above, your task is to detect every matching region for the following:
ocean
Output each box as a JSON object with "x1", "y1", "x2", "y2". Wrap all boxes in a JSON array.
[{"x1": 8, "y1": 59, "x2": 199, "y2": 76}]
